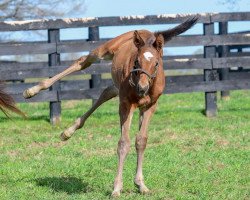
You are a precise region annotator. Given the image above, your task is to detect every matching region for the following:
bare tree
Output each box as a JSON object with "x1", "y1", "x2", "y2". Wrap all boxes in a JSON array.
[
  {"x1": 0, "y1": 0, "x2": 86, "y2": 21},
  {"x1": 218, "y1": 0, "x2": 242, "y2": 10},
  {"x1": 0, "y1": 1, "x2": 86, "y2": 62}
]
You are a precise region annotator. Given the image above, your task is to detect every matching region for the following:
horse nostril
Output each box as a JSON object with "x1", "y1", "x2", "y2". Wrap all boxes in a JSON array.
[{"x1": 137, "y1": 84, "x2": 149, "y2": 96}]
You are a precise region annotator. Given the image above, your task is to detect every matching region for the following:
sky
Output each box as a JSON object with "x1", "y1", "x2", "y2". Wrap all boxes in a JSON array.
[{"x1": 81, "y1": 0, "x2": 250, "y2": 17}]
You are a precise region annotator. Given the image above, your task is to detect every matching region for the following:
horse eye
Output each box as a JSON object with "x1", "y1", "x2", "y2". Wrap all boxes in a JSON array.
[{"x1": 155, "y1": 62, "x2": 159, "y2": 67}]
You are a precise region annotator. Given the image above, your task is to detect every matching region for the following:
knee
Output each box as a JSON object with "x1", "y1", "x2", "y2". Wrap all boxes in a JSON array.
[
  {"x1": 135, "y1": 135, "x2": 148, "y2": 151},
  {"x1": 118, "y1": 138, "x2": 130, "y2": 155}
]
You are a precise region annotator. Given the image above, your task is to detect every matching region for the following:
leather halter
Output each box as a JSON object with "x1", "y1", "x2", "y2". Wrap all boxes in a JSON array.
[{"x1": 129, "y1": 60, "x2": 159, "y2": 87}]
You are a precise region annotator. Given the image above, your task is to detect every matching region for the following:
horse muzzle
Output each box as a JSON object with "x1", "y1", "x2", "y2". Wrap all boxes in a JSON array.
[{"x1": 137, "y1": 84, "x2": 149, "y2": 97}]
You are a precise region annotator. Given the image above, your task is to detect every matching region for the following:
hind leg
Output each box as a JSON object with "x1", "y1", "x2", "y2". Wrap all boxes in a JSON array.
[
  {"x1": 60, "y1": 85, "x2": 118, "y2": 141},
  {"x1": 23, "y1": 54, "x2": 98, "y2": 99},
  {"x1": 23, "y1": 31, "x2": 134, "y2": 99}
]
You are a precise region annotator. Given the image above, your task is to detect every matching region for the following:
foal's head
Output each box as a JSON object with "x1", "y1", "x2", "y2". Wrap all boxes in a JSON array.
[
  {"x1": 131, "y1": 31, "x2": 164, "y2": 97},
  {"x1": 130, "y1": 16, "x2": 199, "y2": 97}
]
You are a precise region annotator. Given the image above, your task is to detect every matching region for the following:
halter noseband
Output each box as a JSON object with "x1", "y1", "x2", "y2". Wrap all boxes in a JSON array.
[{"x1": 129, "y1": 60, "x2": 159, "y2": 87}]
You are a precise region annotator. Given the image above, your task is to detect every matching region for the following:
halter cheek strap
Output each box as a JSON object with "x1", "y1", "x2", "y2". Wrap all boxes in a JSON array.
[{"x1": 129, "y1": 62, "x2": 159, "y2": 87}]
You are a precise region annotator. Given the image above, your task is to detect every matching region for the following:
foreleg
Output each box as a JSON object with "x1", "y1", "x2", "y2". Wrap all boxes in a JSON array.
[
  {"x1": 111, "y1": 101, "x2": 135, "y2": 197},
  {"x1": 134, "y1": 103, "x2": 157, "y2": 194}
]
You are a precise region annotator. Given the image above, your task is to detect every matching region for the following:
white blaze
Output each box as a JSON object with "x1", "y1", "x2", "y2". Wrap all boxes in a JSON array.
[{"x1": 143, "y1": 52, "x2": 154, "y2": 61}]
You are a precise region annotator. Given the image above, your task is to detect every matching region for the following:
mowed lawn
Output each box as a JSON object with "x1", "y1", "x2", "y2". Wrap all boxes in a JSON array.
[{"x1": 0, "y1": 91, "x2": 249, "y2": 200}]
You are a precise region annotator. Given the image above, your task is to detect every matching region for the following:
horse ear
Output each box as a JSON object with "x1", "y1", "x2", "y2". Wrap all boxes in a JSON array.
[
  {"x1": 133, "y1": 30, "x2": 145, "y2": 49},
  {"x1": 153, "y1": 34, "x2": 164, "y2": 56}
]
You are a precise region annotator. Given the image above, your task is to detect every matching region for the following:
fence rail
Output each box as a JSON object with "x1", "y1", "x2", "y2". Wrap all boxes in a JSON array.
[
  {"x1": 1, "y1": 57, "x2": 250, "y2": 80},
  {"x1": 1, "y1": 34, "x2": 250, "y2": 56},
  {"x1": 1, "y1": 12, "x2": 250, "y2": 31},
  {"x1": 0, "y1": 12, "x2": 250, "y2": 123}
]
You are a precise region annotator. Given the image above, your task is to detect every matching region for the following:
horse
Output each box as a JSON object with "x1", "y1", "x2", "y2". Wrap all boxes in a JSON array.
[
  {"x1": 0, "y1": 82, "x2": 26, "y2": 118},
  {"x1": 23, "y1": 16, "x2": 198, "y2": 197}
]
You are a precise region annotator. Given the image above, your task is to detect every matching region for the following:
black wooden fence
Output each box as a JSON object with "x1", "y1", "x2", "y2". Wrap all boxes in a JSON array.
[{"x1": 0, "y1": 12, "x2": 249, "y2": 124}]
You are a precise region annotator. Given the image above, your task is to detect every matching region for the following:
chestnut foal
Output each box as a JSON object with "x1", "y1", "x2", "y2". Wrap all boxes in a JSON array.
[{"x1": 23, "y1": 17, "x2": 198, "y2": 197}]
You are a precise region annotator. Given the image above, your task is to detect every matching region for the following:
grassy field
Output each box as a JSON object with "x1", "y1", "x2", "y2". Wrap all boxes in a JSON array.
[{"x1": 0, "y1": 91, "x2": 249, "y2": 200}]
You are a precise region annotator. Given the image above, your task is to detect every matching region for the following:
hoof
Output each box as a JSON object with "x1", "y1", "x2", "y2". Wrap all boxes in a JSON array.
[
  {"x1": 139, "y1": 186, "x2": 150, "y2": 195},
  {"x1": 23, "y1": 85, "x2": 40, "y2": 99},
  {"x1": 60, "y1": 132, "x2": 71, "y2": 141},
  {"x1": 23, "y1": 89, "x2": 32, "y2": 99},
  {"x1": 111, "y1": 190, "x2": 121, "y2": 198},
  {"x1": 134, "y1": 181, "x2": 150, "y2": 195}
]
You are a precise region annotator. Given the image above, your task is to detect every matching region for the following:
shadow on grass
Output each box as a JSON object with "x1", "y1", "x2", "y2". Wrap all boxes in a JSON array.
[
  {"x1": 156, "y1": 108, "x2": 204, "y2": 115},
  {"x1": 0, "y1": 115, "x2": 50, "y2": 123},
  {"x1": 35, "y1": 176, "x2": 90, "y2": 194},
  {"x1": 25, "y1": 115, "x2": 50, "y2": 122}
]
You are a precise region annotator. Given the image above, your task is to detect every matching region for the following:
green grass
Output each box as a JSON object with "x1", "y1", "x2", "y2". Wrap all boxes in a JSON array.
[{"x1": 0, "y1": 91, "x2": 249, "y2": 200}]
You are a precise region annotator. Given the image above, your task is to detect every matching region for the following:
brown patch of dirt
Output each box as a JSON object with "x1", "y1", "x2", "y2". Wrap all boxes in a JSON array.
[
  {"x1": 81, "y1": 148, "x2": 116, "y2": 157},
  {"x1": 87, "y1": 134, "x2": 94, "y2": 140},
  {"x1": 216, "y1": 139, "x2": 230, "y2": 147},
  {"x1": 63, "y1": 100, "x2": 81, "y2": 109},
  {"x1": 28, "y1": 141, "x2": 66, "y2": 149},
  {"x1": 106, "y1": 134, "x2": 112, "y2": 140},
  {"x1": 7, "y1": 150, "x2": 19, "y2": 157},
  {"x1": 180, "y1": 144, "x2": 196, "y2": 154},
  {"x1": 52, "y1": 141, "x2": 67, "y2": 148},
  {"x1": 169, "y1": 134, "x2": 178, "y2": 140},
  {"x1": 147, "y1": 130, "x2": 178, "y2": 148},
  {"x1": 148, "y1": 140, "x2": 166, "y2": 148},
  {"x1": 216, "y1": 162, "x2": 225, "y2": 169},
  {"x1": 208, "y1": 162, "x2": 225, "y2": 172}
]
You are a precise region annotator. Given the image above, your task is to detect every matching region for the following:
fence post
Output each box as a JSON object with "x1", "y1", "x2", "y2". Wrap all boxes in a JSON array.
[
  {"x1": 237, "y1": 47, "x2": 243, "y2": 71},
  {"x1": 203, "y1": 23, "x2": 218, "y2": 117},
  {"x1": 219, "y1": 22, "x2": 230, "y2": 100},
  {"x1": 48, "y1": 29, "x2": 61, "y2": 125},
  {"x1": 88, "y1": 26, "x2": 101, "y2": 104}
]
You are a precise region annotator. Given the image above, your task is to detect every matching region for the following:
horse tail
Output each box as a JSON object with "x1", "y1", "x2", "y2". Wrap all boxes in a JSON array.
[
  {"x1": 155, "y1": 16, "x2": 199, "y2": 43},
  {"x1": 0, "y1": 82, "x2": 26, "y2": 118}
]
